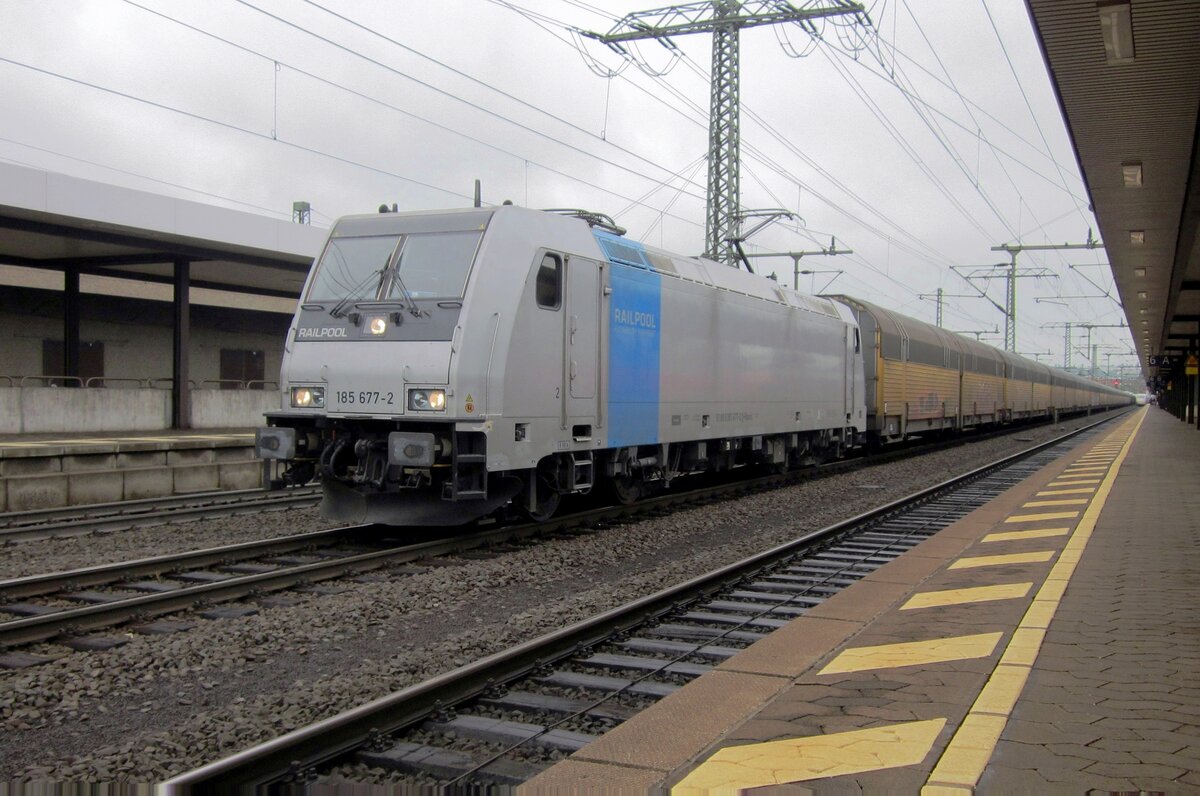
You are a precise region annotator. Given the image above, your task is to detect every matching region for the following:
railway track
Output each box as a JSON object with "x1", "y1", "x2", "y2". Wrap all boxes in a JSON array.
[
  {"x1": 0, "y1": 486, "x2": 321, "y2": 544},
  {"x1": 0, "y1": 411, "x2": 1127, "y2": 655},
  {"x1": 160, "y1": 411, "x2": 1121, "y2": 792}
]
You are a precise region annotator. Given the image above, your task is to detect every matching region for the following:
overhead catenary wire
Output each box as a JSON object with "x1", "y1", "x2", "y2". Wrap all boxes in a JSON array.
[{"x1": 112, "y1": 1, "x2": 713, "y2": 231}]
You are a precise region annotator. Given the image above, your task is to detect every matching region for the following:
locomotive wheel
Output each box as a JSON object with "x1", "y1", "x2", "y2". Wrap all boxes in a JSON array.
[
  {"x1": 609, "y1": 474, "x2": 642, "y2": 505},
  {"x1": 525, "y1": 471, "x2": 560, "y2": 521}
]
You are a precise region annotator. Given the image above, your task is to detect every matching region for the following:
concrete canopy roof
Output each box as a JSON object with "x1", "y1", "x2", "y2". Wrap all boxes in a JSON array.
[
  {"x1": 0, "y1": 162, "x2": 326, "y2": 299},
  {"x1": 1025, "y1": 0, "x2": 1200, "y2": 371}
]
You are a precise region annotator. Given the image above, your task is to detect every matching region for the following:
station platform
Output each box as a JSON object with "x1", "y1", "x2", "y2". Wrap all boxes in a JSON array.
[
  {"x1": 0, "y1": 429, "x2": 261, "y2": 512},
  {"x1": 524, "y1": 406, "x2": 1200, "y2": 793}
]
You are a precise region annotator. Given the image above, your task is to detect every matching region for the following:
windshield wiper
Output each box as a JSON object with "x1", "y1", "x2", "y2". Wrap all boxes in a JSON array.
[
  {"x1": 391, "y1": 271, "x2": 424, "y2": 318},
  {"x1": 329, "y1": 267, "x2": 384, "y2": 319},
  {"x1": 380, "y1": 259, "x2": 424, "y2": 318}
]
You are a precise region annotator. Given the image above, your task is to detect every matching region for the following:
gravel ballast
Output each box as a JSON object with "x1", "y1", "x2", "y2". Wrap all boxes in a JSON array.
[{"x1": 0, "y1": 413, "x2": 1121, "y2": 783}]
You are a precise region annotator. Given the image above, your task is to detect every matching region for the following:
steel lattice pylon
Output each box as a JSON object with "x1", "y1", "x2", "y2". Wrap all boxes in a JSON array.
[
  {"x1": 707, "y1": 13, "x2": 740, "y2": 262},
  {"x1": 583, "y1": 1, "x2": 865, "y2": 267}
]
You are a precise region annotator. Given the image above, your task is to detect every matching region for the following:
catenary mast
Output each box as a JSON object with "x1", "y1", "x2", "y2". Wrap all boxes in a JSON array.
[{"x1": 583, "y1": 1, "x2": 865, "y2": 267}]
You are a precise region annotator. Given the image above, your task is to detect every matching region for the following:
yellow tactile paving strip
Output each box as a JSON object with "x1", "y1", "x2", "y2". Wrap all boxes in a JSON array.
[
  {"x1": 1001, "y1": 510, "x2": 1080, "y2": 523},
  {"x1": 981, "y1": 527, "x2": 1068, "y2": 543},
  {"x1": 922, "y1": 410, "x2": 1146, "y2": 792},
  {"x1": 521, "y1": 411, "x2": 1149, "y2": 795},
  {"x1": 817, "y1": 632, "x2": 1003, "y2": 676},
  {"x1": 662, "y1": 411, "x2": 1145, "y2": 795},
  {"x1": 672, "y1": 719, "x2": 948, "y2": 795},
  {"x1": 947, "y1": 550, "x2": 1055, "y2": 569},
  {"x1": 900, "y1": 583, "x2": 1032, "y2": 611}
]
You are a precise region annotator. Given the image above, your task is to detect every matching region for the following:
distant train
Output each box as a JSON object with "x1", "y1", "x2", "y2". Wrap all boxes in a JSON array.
[{"x1": 255, "y1": 206, "x2": 1130, "y2": 525}]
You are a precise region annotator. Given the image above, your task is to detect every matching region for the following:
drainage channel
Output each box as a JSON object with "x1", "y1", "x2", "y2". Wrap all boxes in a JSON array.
[{"x1": 162, "y1": 417, "x2": 1111, "y2": 792}]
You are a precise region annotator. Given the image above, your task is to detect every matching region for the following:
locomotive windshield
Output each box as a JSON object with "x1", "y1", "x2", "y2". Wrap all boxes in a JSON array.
[{"x1": 307, "y1": 230, "x2": 483, "y2": 304}]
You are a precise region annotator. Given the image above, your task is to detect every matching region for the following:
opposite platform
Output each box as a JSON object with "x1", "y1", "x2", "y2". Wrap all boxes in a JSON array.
[
  {"x1": 0, "y1": 429, "x2": 260, "y2": 511},
  {"x1": 523, "y1": 407, "x2": 1199, "y2": 793}
]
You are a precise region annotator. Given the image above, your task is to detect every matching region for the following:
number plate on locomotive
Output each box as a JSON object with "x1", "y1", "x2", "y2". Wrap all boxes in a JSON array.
[{"x1": 332, "y1": 389, "x2": 397, "y2": 409}]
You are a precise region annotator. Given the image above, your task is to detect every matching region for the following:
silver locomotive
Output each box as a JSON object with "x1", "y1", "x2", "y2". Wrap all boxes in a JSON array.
[{"x1": 256, "y1": 205, "x2": 866, "y2": 524}]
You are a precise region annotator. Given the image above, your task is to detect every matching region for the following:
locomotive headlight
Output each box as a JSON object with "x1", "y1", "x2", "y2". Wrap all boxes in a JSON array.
[
  {"x1": 290, "y1": 386, "x2": 325, "y2": 408},
  {"x1": 407, "y1": 389, "x2": 446, "y2": 411},
  {"x1": 365, "y1": 315, "x2": 388, "y2": 336}
]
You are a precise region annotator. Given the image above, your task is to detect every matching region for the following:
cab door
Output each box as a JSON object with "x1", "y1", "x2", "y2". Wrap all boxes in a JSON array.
[{"x1": 565, "y1": 257, "x2": 602, "y2": 425}]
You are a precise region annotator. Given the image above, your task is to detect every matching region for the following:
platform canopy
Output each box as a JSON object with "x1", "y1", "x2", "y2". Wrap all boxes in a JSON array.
[
  {"x1": 0, "y1": 161, "x2": 327, "y2": 428},
  {"x1": 1026, "y1": 0, "x2": 1200, "y2": 367},
  {"x1": 0, "y1": 161, "x2": 325, "y2": 298}
]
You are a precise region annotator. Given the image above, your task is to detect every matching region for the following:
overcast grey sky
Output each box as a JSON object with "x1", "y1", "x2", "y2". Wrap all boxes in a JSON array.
[{"x1": 0, "y1": 0, "x2": 1136, "y2": 371}]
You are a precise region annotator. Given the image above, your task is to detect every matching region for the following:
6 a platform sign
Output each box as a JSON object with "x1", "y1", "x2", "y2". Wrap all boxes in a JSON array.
[{"x1": 1149, "y1": 354, "x2": 1176, "y2": 368}]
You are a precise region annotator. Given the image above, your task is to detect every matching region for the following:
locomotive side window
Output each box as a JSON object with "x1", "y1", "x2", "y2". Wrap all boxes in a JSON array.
[{"x1": 536, "y1": 253, "x2": 562, "y2": 309}]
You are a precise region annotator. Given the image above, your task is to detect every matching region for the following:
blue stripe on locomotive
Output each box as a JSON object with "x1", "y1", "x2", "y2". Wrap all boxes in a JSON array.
[{"x1": 596, "y1": 232, "x2": 661, "y2": 447}]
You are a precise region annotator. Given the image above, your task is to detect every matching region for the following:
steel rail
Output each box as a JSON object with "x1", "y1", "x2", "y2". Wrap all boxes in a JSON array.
[
  {"x1": 2, "y1": 409, "x2": 1128, "y2": 649},
  {"x1": 160, "y1": 410, "x2": 1125, "y2": 793},
  {"x1": 0, "y1": 487, "x2": 321, "y2": 543},
  {"x1": 0, "y1": 526, "x2": 361, "y2": 601}
]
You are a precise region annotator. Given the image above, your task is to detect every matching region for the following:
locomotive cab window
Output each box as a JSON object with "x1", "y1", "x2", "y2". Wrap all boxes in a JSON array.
[{"x1": 536, "y1": 253, "x2": 562, "y2": 309}]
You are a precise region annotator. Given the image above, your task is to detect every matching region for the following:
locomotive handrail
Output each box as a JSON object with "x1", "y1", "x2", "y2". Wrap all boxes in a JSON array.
[
  {"x1": 0, "y1": 375, "x2": 13, "y2": 387},
  {"x1": 245, "y1": 380, "x2": 279, "y2": 391}
]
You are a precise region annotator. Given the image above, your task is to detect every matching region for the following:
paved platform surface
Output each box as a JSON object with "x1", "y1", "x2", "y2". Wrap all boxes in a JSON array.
[
  {"x1": 523, "y1": 407, "x2": 1200, "y2": 793},
  {"x1": 0, "y1": 428, "x2": 254, "y2": 457}
]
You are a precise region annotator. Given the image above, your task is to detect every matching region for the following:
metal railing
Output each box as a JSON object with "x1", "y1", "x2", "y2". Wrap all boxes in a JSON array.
[
  {"x1": 3, "y1": 375, "x2": 279, "y2": 390},
  {"x1": 19, "y1": 375, "x2": 84, "y2": 387}
]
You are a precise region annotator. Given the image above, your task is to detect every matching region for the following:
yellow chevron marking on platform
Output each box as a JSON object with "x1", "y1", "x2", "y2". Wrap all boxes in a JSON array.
[
  {"x1": 923, "y1": 409, "x2": 1147, "y2": 793},
  {"x1": 1003, "y1": 511, "x2": 1079, "y2": 523},
  {"x1": 983, "y1": 528, "x2": 1070, "y2": 543},
  {"x1": 949, "y1": 551, "x2": 1055, "y2": 569},
  {"x1": 1036, "y1": 488, "x2": 1095, "y2": 496},
  {"x1": 1021, "y1": 498, "x2": 1088, "y2": 508},
  {"x1": 818, "y1": 633, "x2": 1002, "y2": 676},
  {"x1": 901, "y1": 583, "x2": 1032, "y2": 610},
  {"x1": 671, "y1": 719, "x2": 947, "y2": 794}
]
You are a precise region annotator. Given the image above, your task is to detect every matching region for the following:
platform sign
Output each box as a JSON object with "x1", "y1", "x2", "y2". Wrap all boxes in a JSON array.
[
  {"x1": 1188, "y1": 355, "x2": 1198, "y2": 376},
  {"x1": 1149, "y1": 354, "x2": 1176, "y2": 368}
]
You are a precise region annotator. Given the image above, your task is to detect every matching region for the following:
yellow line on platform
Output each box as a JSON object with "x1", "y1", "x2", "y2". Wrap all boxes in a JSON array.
[
  {"x1": 1036, "y1": 488, "x2": 1095, "y2": 496},
  {"x1": 982, "y1": 528, "x2": 1069, "y2": 543},
  {"x1": 818, "y1": 633, "x2": 1002, "y2": 676},
  {"x1": 948, "y1": 551, "x2": 1055, "y2": 569},
  {"x1": 1021, "y1": 499, "x2": 1088, "y2": 508},
  {"x1": 901, "y1": 583, "x2": 1032, "y2": 611},
  {"x1": 671, "y1": 719, "x2": 948, "y2": 795},
  {"x1": 1002, "y1": 511, "x2": 1079, "y2": 523},
  {"x1": 1046, "y1": 479, "x2": 1100, "y2": 487},
  {"x1": 923, "y1": 409, "x2": 1147, "y2": 793}
]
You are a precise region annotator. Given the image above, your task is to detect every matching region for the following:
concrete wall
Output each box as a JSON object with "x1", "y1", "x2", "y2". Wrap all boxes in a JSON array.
[
  {"x1": 0, "y1": 387, "x2": 282, "y2": 433},
  {"x1": 191, "y1": 389, "x2": 281, "y2": 428}
]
